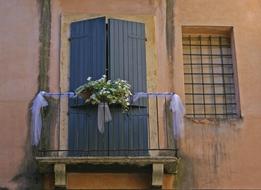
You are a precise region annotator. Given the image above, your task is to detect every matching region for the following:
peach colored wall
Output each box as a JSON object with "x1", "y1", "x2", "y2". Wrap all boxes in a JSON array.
[
  {"x1": 0, "y1": 0, "x2": 39, "y2": 189},
  {"x1": 66, "y1": 173, "x2": 174, "y2": 189},
  {"x1": 174, "y1": 0, "x2": 261, "y2": 188},
  {"x1": 1, "y1": 0, "x2": 261, "y2": 189},
  {"x1": 67, "y1": 173, "x2": 151, "y2": 189}
]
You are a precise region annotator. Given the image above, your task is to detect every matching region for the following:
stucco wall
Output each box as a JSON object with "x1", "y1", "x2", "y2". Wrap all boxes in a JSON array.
[
  {"x1": 0, "y1": 0, "x2": 39, "y2": 189},
  {"x1": 1, "y1": 0, "x2": 261, "y2": 189},
  {"x1": 174, "y1": 0, "x2": 261, "y2": 188}
]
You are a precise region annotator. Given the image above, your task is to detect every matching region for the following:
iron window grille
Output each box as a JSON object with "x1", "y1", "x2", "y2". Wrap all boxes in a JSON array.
[{"x1": 183, "y1": 34, "x2": 238, "y2": 118}]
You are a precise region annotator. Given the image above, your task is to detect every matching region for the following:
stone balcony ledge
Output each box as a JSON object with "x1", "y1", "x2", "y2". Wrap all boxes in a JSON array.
[{"x1": 35, "y1": 155, "x2": 178, "y2": 166}]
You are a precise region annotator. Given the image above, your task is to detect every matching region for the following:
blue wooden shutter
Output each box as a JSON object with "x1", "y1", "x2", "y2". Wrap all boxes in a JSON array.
[
  {"x1": 108, "y1": 19, "x2": 148, "y2": 156},
  {"x1": 68, "y1": 17, "x2": 106, "y2": 156},
  {"x1": 69, "y1": 17, "x2": 106, "y2": 90},
  {"x1": 108, "y1": 19, "x2": 146, "y2": 93}
]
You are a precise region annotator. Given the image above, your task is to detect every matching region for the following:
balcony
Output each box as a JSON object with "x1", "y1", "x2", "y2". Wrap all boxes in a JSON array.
[{"x1": 34, "y1": 93, "x2": 179, "y2": 187}]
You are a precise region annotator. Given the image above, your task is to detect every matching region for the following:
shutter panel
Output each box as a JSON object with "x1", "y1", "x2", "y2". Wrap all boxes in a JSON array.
[
  {"x1": 108, "y1": 19, "x2": 146, "y2": 93},
  {"x1": 108, "y1": 19, "x2": 148, "y2": 156},
  {"x1": 68, "y1": 17, "x2": 106, "y2": 156},
  {"x1": 69, "y1": 17, "x2": 106, "y2": 90}
]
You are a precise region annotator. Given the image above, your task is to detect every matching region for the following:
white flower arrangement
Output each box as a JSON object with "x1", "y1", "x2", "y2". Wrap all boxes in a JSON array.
[{"x1": 75, "y1": 75, "x2": 132, "y2": 111}]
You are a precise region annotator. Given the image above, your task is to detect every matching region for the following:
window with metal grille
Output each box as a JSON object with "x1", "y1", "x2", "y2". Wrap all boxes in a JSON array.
[{"x1": 183, "y1": 34, "x2": 238, "y2": 118}]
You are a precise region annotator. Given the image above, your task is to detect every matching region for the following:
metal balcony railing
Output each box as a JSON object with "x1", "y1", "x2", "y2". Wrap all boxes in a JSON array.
[{"x1": 35, "y1": 93, "x2": 178, "y2": 158}]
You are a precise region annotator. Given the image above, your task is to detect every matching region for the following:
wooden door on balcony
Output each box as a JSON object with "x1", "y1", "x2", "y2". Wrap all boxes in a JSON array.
[{"x1": 68, "y1": 17, "x2": 148, "y2": 156}]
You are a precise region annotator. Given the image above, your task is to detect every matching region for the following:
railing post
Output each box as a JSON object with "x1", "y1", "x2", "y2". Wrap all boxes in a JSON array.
[
  {"x1": 59, "y1": 95, "x2": 69, "y2": 156},
  {"x1": 149, "y1": 96, "x2": 159, "y2": 156}
]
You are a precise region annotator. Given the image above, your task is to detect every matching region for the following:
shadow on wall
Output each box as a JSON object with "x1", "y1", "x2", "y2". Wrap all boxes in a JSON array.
[
  {"x1": 0, "y1": 187, "x2": 9, "y2": 190},
  {"x1": 11, "y1": 100, "x2": 42, "y2": 190},
  {"x1": 11, "y1": 97, "x2": 59, "y2": 190},
  {"x1": 174, "y1": 154, "x2": 196, "y2": 189}
]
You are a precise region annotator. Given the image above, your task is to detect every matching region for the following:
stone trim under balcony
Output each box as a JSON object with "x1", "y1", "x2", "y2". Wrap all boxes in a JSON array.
[{"x1": 35, "y1": 155, "x2": 179, "y2": 189}]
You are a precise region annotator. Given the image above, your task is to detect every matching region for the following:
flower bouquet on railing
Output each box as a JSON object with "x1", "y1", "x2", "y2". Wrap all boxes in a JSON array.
[
  {"x1": 75, "y1": 75, "x2": 132, "y2": 133},
  {"x1": 75, "y1": 75, "x2": 132, "y2": 111}
]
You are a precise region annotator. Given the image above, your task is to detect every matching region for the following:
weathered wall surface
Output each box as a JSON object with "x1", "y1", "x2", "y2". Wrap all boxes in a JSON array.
[
  {"x1": 0, "y1": 0, "x2": 39, "y2": 189},
  {"x1": 174, "y1": 0, "x2": 261, "y2": 188}
]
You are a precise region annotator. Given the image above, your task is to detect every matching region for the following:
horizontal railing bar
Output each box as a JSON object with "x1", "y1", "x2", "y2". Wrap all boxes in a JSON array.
[
  {"x1": 183, "y1": 44, "x2": 230, "y2": 47},
  {"x1": 37, "y1": 148, "x2": 178, "y2": 152},
  {"x1": 186, "y1": 103, "x2": 236, "y2": 105},
  {"x1": 133, "y1": 92, "x2": 175, "y2": 97},
  {"x1": 186, "y1": 113, "x2": 237, "y2": 115},
  {"x1": 183, "y1": 36, "x2": 230, "y2": 40},
  {"x1": 70, "y1": 104, "x2": 148, "y2": 109},
  {"x1": 184, "y1": 73, "x2": 234, "y2": 75},
  {"x1": 185, "y1": 93, "x2": 235, "y2": 95},
  {"x1": 183, "y1": 53, "x2": 232, "y2": 56},
  {"x1": 185, "y1": 82, "x2": 234, "y2": 85},
  {"x1": 184, "y1": 63, "x2": 233, "y2": 66}
]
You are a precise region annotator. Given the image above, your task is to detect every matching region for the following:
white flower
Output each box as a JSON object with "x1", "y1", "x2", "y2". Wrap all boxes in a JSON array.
[
  {"x1": 87, "y1": 77, "x2": 92, "y2": 81},
  {"x1": 90, "y1": 94, "x2": 96, "y2": 99}
]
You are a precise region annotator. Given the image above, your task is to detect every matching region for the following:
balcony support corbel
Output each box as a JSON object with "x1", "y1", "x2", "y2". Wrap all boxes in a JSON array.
[
  {"x1": 152, "y1": 163, "x2": 164, "y2": 188},
  {"x1": 54, "y1": 163, "x2": 66, "y2": 188}
]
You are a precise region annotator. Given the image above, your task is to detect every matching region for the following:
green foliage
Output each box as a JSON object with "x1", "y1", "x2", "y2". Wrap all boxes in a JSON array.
[{"x1": 75, "y1": 75, "x2": 132, "y2": 111}]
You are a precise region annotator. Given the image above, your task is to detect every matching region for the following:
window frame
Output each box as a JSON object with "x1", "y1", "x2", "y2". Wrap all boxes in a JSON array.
[
  {"x1": 58, "y1": 14, "x2": 158, "y2": 152},
  {"x1": 182, "y1": 26, "x2": 241, "y2": 119}
]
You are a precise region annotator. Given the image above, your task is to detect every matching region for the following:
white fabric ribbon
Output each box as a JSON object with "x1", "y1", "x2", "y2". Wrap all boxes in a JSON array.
[
  {"x1": 97, "y1": 103, "x2": 112, "y2": 133},
  {"x1": 133, "y1": 92, "x2": 185, "y2": 139},
  {"x1": 169, "y1": 94, "x2": 185, "y2": 139},
  {"x1": 31, "y1": 91, "x2": 75, "y2": 146},
  {"x1": 31, "y1": 91, "x2": 48, "y2": 146}
]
